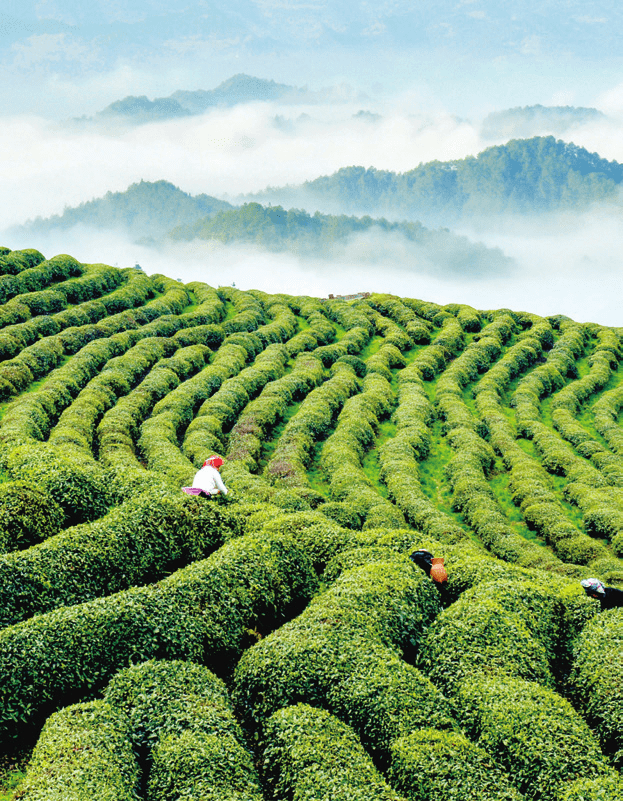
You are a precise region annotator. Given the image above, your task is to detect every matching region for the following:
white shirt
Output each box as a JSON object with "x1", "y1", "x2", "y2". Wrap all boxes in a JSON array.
[{"x1": 192, "y1": 465, "x2": 228, "y2": 495}]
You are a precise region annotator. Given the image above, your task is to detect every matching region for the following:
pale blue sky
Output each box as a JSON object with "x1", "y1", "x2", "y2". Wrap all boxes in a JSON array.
[{"x1": 2, "y1": 2, "x2": 623, "y2": 116}]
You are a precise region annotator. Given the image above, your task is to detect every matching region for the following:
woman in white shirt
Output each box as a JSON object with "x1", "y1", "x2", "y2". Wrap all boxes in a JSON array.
[{"x1": 189, "y1": 455, "x2": 229, "y2": 497}]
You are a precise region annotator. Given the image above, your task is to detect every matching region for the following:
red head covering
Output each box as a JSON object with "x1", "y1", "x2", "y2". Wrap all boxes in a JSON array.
[{"x1": 203, "y1": 455, "x2": 224, "y2": 469}]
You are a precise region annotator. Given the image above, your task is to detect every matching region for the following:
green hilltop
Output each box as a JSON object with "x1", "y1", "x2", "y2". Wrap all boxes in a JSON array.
[
  {"x1": 18, "y1": 180, "x2": 233, "y2": 240},
  {"x1": 250, "y1": 136, "x2": 623, "y2": 222},
  {"x1": 169, "y1": 202, "x2": 513, "y2": 275}
]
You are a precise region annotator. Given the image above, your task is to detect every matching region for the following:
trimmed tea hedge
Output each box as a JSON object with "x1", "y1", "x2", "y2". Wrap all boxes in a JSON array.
[
  {"x1": 0, "y1": 533, "x2": 317, "y2": 742},
  {"x1": 104, "y1": 659, "x2": 263, "y2": 801},
  {"x1": 0, "y1": 481, "x2": 64, "y2": 553},
  {"x1": 15, "y1": 700, "x2": 140, "y2": 801},
  {"x1": 569, "y1": 607, "x2": 623, "y2": 766},
  {"x1": 455, "y1": 676, "x2": 616, "y2": 801},
  {"x1": 262, "y1": 704, "x2": 405, "y2": 801},
  {"x1": 388, "y1": 728, "x2": 524, "y2": 801},
  {"x1": 234, "y1": 558, "x2": 455, "y2": 764},
  {"x1": 0, "y1": 487, "x2": 244, "y2": 627}
]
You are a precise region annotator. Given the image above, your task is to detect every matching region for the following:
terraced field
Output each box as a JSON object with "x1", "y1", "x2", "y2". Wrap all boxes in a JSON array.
[{"x1": 0, "y1": 247, "x2": 621, "y2": 800}]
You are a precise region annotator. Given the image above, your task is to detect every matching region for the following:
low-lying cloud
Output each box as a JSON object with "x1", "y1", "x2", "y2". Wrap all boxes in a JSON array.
[
  {"x1": 2, "y1": 93, "x2": 623, "y2": 326},
  {"x1": 0, "y1": 101, "x2": 486, "y2": 229},
  {"x1": 8, "y1": 214, "x2": 622, "y2": 327}
]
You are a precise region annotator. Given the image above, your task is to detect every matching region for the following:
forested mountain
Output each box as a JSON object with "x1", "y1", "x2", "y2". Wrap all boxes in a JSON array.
[
  {"x1": 170, "y1": 202, "x2": 512, "y2": 275},
  {"x1": 18, "y1": 181, "x2": 233, "y2": 241},
  {"x1": 72, "y1": 75, "x2": 348, "y2": 127},
  {"x1": 91, "y1": 96, "x2": 192, "y2": 124},
  {"x1": 250, "y1": 137, "x2": 623, "y2": 223},
  {"x1": 481, "y1": 106, "x2": 607, "y2": 140}
]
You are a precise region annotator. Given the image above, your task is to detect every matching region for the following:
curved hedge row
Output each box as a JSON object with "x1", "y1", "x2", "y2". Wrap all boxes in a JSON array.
[
  {"x1": 388, "y1": 728, "x2": 524, "y2": 801},
  {"x1": 417, "y1": 577, "x2": 620, "y2": 800},
  {"x1": 233, "y1": 557, "x2": 455, "y2": 765},
  {"x1": 319, "y1": 367, "x2": 404, "y2": 529},
  {"x1": 14, "y1": 700, "x2": 140, "y2": 801},
  {"x1": 183, "y1": 343, "x2": 290, "y2": 462},
  {"x1": 367, "y1": 292, "x2": 433, "y2": 344},
  {"x1": 96, "y1": 344, "x2": 218, "y2": 475},
  {"x1": 0, "y1": 481, "x2": 64, "y2": 554},
  {"x1": 378, "y1": 328, "x2": 470, "y2": 542},
  {"x1": 0, "y1": 487, "x2": 243, "y2": 627},
  {"x1": 593, "y1": 383, "x2": 623, "y2": 456},
  {"x1": 0, "y1": 532, "x2": 317, "y2": 743},
  {"x1": 225, "y1": 351, "x2": 326, "y2": 472},
  {"x1": 472, "y1": 322, "x2": 609, "y2": 572},
  {"x1": 0, "y1": 248, "x2": 45, "y2": 275},
  {"x1": 262, "y1": 703, "x2": 405, "y2": 801},
  {"x1": 264, "y1": 360, "x2": 360, "y2": 488},
  {"x1": 219, "y1": 286, "x2": 266, "y2": 333},
  {"x1": 569, "y1": 608, "x2": 623, "y2": 767},
  {"x1": 105, "y1": 659, "x2": 263, "y2": 801},
  {"x1": 0, "y1": 252, "x2": 82, "y2": 309},
  {"x1": 456, "y1": 676, "x2": 618, "y2": 800}
]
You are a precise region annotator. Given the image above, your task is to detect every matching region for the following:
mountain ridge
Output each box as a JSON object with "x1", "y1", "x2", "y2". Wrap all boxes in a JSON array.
[
  {"x1": 246, "y1": 136, "x2": 623, "y2": 224},
  {"x1": 16, "y1": 180, "x2": 233, "y2": 240},
  {"x1": 71, "y1": 74, "x2": 365, "y2": 128}
]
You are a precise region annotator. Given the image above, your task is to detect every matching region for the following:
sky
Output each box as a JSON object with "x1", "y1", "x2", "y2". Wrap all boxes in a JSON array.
[
  {"x1": 3, "y1": 2, "x2": 623, "y2": 117},
  {"x1": 2, "y1": 2, "x2": 623, "y2": 324}
]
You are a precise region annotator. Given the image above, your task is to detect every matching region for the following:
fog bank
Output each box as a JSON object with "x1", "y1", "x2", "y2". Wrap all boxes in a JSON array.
[
  {"x1": 7, "y1": 221, "x2": 621, "y2": 328},
  {"x1": 3, "y1": 90, "x2": 623, "y2": 327}
]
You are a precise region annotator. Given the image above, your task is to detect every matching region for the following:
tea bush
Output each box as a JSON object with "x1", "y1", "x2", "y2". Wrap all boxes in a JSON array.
[
  {"x1": 104, "y1": 660, "x2": 263, "y2": 801},
  {"x1": 455, "y1": 676, "x2": 615, "y2": 801},
  {"x1": 388, "y1": 728, "x2": 524, "y2": 801},
  {"x1": 569, "y1": 607, "x2": 623, "y2": 765},
  {"x1": 418, "y1": 593, "x2": 554, "y2": 695},
  {"x1": 15, "y1": 700, "x2": 139, "y2": 801},
  {"x1": 234, "y1": 559, "x2": 453, "y2": 763},
  {"x1": 0, "y1": 487, "x2": 244, "y2": 627},
  {"x1": 262, "y1": 704, "x2": 405, "y2": 801},
  {"x1": 0, "y1": 481, "x2": 64, "y2": 553},
  {"x1": 0, "y1": 533, "x2": 317, "y2": 741}
]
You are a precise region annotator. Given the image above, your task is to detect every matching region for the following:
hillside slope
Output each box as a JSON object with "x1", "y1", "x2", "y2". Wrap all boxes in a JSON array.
[
  {"x1": 169, "y1": 202, "x2": 513, "y2": 275},
  {"x1": 0, "y1": 247, "x2": 620, "y2": 800}
]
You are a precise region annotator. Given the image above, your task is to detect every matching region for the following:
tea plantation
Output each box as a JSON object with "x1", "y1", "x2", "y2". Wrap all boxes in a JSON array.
[{"x1": 0, "y1": 247, "x2": 620, "y2": 800}]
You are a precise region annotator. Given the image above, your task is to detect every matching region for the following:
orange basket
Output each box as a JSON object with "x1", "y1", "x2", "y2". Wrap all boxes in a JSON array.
[{"x1": 430, "y1": 557, "x2": 448, "y2": 585}]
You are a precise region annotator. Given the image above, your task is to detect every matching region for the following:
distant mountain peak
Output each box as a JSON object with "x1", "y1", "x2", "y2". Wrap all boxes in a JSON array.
[
  {"x1": 68, "y1": 74, "x2": 367, "y2": 129},
  {"x1": 15, "y1": 181, "x2": 233, "y2": 241}
]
